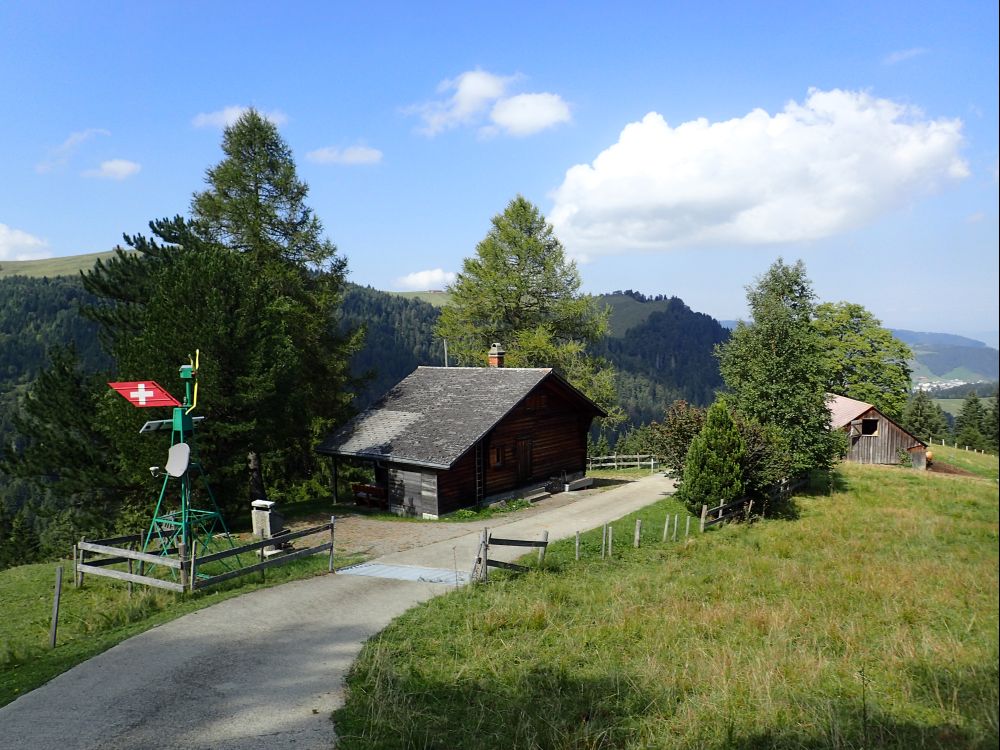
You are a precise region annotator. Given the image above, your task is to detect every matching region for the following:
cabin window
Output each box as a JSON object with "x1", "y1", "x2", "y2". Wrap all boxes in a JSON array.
[
  {"x1": 861, "y1": 419, "x2": 879, "y2": 436},
  {"x1": 492, "y1": 446, "x2": 504, "y2": 467}
]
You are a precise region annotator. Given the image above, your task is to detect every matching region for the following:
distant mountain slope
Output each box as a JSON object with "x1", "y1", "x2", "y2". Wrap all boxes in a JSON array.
[
  {"x1": 0, "y1": 251, "x2": 119, "y2": 279},
  {"x1": 889, "y1": 329, "x2": 988, "y2": 349}
]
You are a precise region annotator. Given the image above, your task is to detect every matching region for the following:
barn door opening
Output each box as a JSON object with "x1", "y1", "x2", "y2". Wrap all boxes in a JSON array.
[{"x1": 516, "y1": 438, "x2": 533, "y2": 483}]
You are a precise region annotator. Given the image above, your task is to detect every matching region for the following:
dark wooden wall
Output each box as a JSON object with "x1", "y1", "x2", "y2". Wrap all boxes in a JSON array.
[
  {"x1": 843, "y1": 407, "x2": 925, "y2": 466},
  {"x1": 389, "y1": 376, "x2": 600, "y2": 516}
]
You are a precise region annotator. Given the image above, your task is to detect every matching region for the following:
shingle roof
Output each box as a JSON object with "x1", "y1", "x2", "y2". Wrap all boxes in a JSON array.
[
  {"x1": 826, "y1": 393, "x2": 874, "y2": 429},
  {"x1": 316, "y1": 367, "x2": 603, "y2": 469}
]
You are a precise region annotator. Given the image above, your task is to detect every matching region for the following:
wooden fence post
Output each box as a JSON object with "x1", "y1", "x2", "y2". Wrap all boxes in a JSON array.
[
  {"x1": 127, "y1": 544, "x2": 133, "y2": 599},
  {"x1": 662, "y1": 514, "x2": 670, "y2": 542},
  {"x1": 50, "y1": 566, "x2": 63, "y2": 649},
  {"x1": 179, "y1": 543, "x2": 188, "y2": 592},
  {"x1": 483, "y1": 527, "x2": 489, "y2": 582},
  {"x1": 673, "y1": 514, "x2": 679, "y2": 541},
  {"x1": 76, "y1": 537, "x2": 85, "y2": 588},
  {"x1": 538, "y1": 531, "x2": 549, "y2": 566},
  {"x1": 72, "y1": 544, "x2": 78, "y2": 589},
  {"x1": 607, "y1": 525, "x2": 613, "y2": 559},
  {"x1": 601, "y1": 524, "x2": 607, "y2": 559},
  {"x1": 685, "y1": 516, "x2": 691, "y2": 538},
  {"x1": 258, "y1": 541, "x2": 265, "y2": 583},
  {"x1": 700, "y1": 504, "x2": 708, "y2": 533},
  {"x1": 328, "y1": 516, "x2": 336, "y2": 573},
  {"x1": 575, "y1": 530, "x2": 580, "y2": 561},
  {"x1": 189, "y1": 540, "x2": 198, "y2": 593},
  {"x1": 634, "y1": 519, "x2": 642, "y2": 548}
]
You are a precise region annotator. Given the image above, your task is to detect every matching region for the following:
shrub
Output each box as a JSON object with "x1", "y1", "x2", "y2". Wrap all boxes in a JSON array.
[{"x1": 677, "y1": 399, "x2": 745, "y2": 513}]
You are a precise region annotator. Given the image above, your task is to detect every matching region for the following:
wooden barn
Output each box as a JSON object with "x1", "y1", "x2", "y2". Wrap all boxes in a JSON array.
[
  {"x1": 827, "y1": 393, "x2": 927, "y2": 469},
  {"x1": 316, "y1": 346, "x2": 606, "y2": 517}
]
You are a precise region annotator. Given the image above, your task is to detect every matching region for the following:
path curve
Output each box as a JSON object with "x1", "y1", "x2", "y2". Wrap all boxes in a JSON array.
[{"x1": 0, "y1": 474, "x2": 674, "y2": 749}]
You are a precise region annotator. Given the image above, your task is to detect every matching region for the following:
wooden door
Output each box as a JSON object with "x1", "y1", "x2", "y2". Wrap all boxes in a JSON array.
[{"x1": 516, "y1": 438, "x2": 533, "y2": 483}]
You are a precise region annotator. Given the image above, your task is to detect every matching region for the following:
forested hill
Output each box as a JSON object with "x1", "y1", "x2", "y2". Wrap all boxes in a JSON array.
[{"x1": 0, "y1": 274, "x2": 729, "y2": 422}]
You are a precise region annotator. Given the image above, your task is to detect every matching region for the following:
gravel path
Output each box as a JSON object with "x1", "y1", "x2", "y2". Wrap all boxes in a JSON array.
[{"x1": 0, "y1": 474, "x2": 674, "y2": 750}]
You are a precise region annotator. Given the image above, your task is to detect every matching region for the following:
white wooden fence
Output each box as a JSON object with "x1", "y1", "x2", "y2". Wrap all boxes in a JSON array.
[{"x1": 587, "y1": 454, "x2": 660, "y2": 471}]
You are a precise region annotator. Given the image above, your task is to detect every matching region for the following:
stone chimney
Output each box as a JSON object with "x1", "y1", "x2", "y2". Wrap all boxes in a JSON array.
[{"x1": 487, "y1": 342, "x2": 506, "y2": 368}]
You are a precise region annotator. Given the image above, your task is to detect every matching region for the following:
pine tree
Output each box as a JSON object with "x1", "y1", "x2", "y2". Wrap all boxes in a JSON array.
[
  {"x1": 955, "y1": 391, "x2": 987, "y2": 450},
  {"x1": 984, "y1": 388, "x2": 999, "y2": 452},
  {"x1": 677, "y1": 399, "x2": 746, "y2": 513},
  {"x1": 435, "y1": 195, "x2": 619, "y2": 422},
  {"x1": 902, "y1": 389, "x2": 950, "y2": 442}
]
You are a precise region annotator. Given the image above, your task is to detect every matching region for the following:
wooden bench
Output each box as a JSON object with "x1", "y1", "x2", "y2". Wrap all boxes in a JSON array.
[{"x1": 351, "y1": 483, "x2": 387, "y2": 508}]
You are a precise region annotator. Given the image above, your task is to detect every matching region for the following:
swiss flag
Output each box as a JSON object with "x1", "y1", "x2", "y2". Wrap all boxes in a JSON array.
[{"x1": 108, "y1": 381, "x2": 181, "y2": 408}]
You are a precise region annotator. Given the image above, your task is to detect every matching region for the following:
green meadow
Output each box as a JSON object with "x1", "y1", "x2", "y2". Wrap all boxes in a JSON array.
[{"x1": 334, "y1": 462, "x2": 999, "y2": 749}]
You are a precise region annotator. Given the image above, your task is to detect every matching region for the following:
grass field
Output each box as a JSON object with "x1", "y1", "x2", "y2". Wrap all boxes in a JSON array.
[
  {"x1": 932, "y1": 398, "x2": 997, "y2": 419},
  {"x1": 333, "y1": 463, "x2": 999, "y2": 749},
  {"x1": 0, "y1": 547, "x2": 361, "y2": 707},
  {"x1": 0, "y1": 251, "x2": 118, "y2": 278},
  {"x1": 388, "y1": 290, "x2": 452, "y2": 307},
  {"x1": 927, "y1": 442, "x2": 998, "y2": 481}
]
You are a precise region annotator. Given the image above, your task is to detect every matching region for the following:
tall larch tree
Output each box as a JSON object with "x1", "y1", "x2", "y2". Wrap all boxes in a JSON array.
[{"x1": 436, "y1": 195, "x2": 620, "y2": 422}]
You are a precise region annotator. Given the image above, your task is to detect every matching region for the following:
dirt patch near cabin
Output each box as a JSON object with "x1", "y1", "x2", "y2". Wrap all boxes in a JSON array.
[
  {"x1": 282, "y1": 480, "x2": 634, "y2": 560},
  {"x1": 927, "y1": 461, "x2": 977, "y2": 477}
]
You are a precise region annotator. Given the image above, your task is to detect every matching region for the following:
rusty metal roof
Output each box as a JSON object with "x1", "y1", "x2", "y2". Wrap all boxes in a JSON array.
[{"x1": 826, "y1": 393, "x2": 874, "y2": 429}]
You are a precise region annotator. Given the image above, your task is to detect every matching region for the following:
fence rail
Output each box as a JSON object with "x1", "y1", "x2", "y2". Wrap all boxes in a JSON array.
[
  {"x1": 699, "y1": 476, "x2": 807, "y2": 532},
  {"x1": 587, "y1": 454, "x2": 660, "y2": 471},
  {"x1": 471, "y1": 528, "x2": 549, "y2": 581},
  {"x1": 73, "y1": 518, "x2": 337, "y2": 594}
]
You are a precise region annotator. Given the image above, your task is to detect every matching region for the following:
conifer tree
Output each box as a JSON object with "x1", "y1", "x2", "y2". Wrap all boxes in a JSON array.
[
  {"x1": 902, "y1": 389, "x2": 950, "y2": 442},
  {"x1": 677, "y1": 399, "x2": 746, "y2": 513},
  {"x1": 984, "y1": 389, "x2": 999, "y2": 452},
  {"x1": 436, "y1": 195, "x2": 619, "y2": 421},
  {"x1": 955, "y1": 391, "x2": 987, "y2": 450}
]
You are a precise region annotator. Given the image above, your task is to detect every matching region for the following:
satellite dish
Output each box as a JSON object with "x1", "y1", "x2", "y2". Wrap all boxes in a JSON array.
[{"x1": 165, "y1": 443, "x2": 191, "y2": 477}]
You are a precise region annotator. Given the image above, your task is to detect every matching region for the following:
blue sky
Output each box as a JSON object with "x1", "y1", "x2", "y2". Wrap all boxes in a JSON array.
[{"x1": 1, "y1": 1, "x2": 997, "y2": 340}]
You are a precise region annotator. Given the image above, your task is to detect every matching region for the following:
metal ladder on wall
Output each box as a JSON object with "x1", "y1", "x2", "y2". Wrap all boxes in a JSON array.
[{"x1": 474, "y1": 442, "x2": 484, "y2": 506}]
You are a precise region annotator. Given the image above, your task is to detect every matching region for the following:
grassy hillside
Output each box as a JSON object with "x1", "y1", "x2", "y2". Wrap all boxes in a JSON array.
[
  {"x1": 334, "y1": 464, "x2": 999, "y2": 749},
  {"x1": 933, "y1": 398, "x2": 998, "y2": 420},
  {"x1": 0, "y1": 251, "x2": 117, "y2": 279},
  {"x1": 927, "y1": 442, "x2": 999, "y2": 480}
]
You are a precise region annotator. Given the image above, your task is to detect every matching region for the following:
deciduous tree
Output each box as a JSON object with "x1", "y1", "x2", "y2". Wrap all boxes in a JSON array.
[
  {"x1": 813, "y1": 301, "x2": 912, "y2": 420},
  {"x1": 717, "y1": 259, "x2": 839, "y2": 474}
]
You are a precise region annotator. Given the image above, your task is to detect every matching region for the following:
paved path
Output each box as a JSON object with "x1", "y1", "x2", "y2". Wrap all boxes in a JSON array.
[{"x1": 0, "y1": 474, "x2": 674, "y2": 750}]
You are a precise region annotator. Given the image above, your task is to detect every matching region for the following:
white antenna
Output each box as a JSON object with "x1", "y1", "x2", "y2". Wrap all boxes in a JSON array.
[{"x1": 443, "y1": 339, "x2": 449, "y2": 367}]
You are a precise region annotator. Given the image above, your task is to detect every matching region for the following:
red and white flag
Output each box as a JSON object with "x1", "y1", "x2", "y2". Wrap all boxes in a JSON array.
[{"x1": 108, "y1": 381, "x2": 181, "y2": 408}]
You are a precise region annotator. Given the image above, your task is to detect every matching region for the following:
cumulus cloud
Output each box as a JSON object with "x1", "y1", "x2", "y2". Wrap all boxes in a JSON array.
[
  {"x1": 0, "y1": 223, "x2": 50, "y2": 261},
  {"x1": 306, "y1": 145, "x2": 383, "y2": 165},
  {"x1": 487, "y1": 93, "x2": 572, "y2": 137},
  {"x1": 408, "y1": 68, "x2": 570, "y2": 137},
  {"x1": 394, "y1": 268, "x2": 456, "y2": 291},
  {"x1": 883, "y1": 48, "x2": 928, "y2": 65},
  {"x1": 549, "y1": 88, "x2": 968, "y2": 259},
  {"x1": 82, "y1": 159, "x2": 141, "y2": 180},
  {"x1": 192, "y1": 106, "x2": 288, "y2": 129},
  {"x1": 36, "y1": 128, "x2": 110, "y2": 173}
]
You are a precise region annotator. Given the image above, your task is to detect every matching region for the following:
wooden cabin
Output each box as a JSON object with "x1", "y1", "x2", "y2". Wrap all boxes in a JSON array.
[
  {"x1": 827, "y1": 393, "x2": 926, "y2": 469},
  {"x1": 316, "y1": 348, "x2": 606, "y2": 517}
]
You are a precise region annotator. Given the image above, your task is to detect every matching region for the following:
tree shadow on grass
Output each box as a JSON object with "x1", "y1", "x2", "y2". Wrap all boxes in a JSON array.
[{"x1": 333, "y1": 664, "x2": 658, "y2": 749}]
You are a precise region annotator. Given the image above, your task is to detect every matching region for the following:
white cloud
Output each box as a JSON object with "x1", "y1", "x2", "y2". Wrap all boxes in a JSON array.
[
  {"x1": 82, "y1": 159, "x2": 141, "y2": 180},
  {"x1": 0, "y1": 223, "x2": 50, "y2": 261},
  {"x1": 883, "y1": 48, "x2": 928, "y2": 65},
  {"x1": 191, "y1": 106, "x2": 289, "y2": 129},
  {"x1": 36, "y1": 128, "x2": 110, "y2": 173},
  {"x1": 550, "y1": 88, "x2": 968, "y2": 259},
  {"x1": 487, "y1": 93, "x2": 571, "y2": 137},
  {"x1": 306, "y1": 145, "x2": 383, "y2": 165},
  {"x1": 394, "y1": 268, "x2": 456, "y2": 291},
  {"x1": 408, "y1": 69, "x2": 515, "y2": 135},
  {"x1": 407, "y1": 69, "x2": 570, "y2": 138}
]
